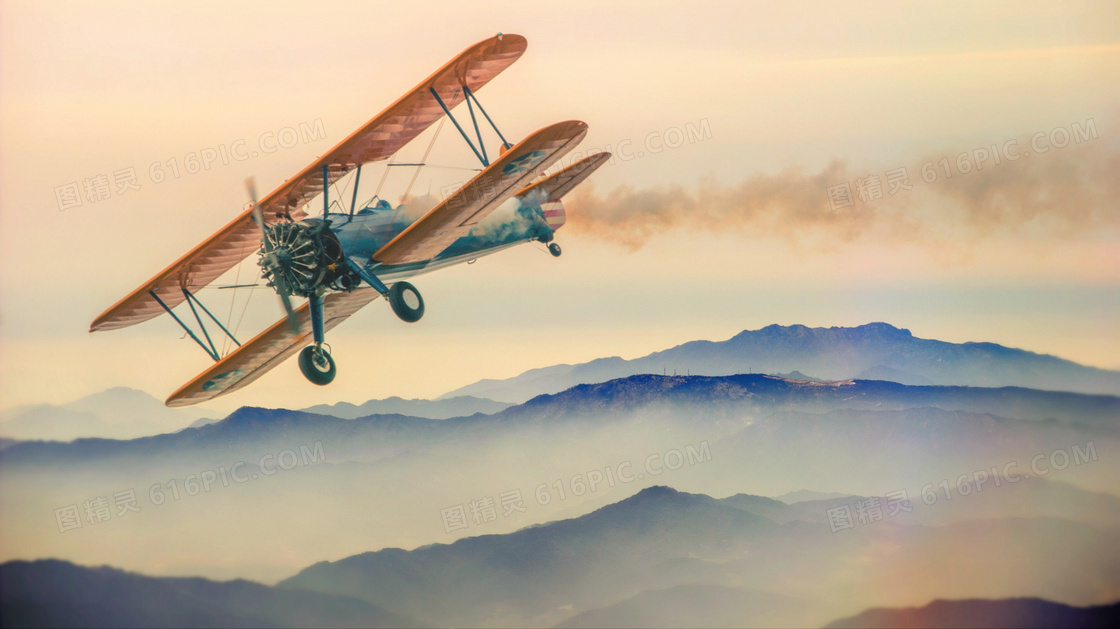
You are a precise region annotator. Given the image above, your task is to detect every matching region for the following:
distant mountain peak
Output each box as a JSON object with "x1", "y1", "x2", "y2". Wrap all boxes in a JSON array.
[
  {"x1": 743, "y1": 322, "x2": 911, "y2": 339},
  {"x1": 218, "y1": 406, "x2": 299, "y2": 427},
  {"x1": 1, "y1": 385, "x2": 217, "y2": 442},
  {"x1": 93, "y1": 385, "x2": 151, "y2": 396},
  {"x1": 588, "y1": 485, "x2": 718, "y2": 518},
  {"x1": 441, "y1": 321, "x2": 1119, "y2": 403},
  {"x1": 856, "y1": 322, "x2": 912, "y2": 336},
  {"x1": 632, "y1": 485, "x2": 681, "y2": 499}
]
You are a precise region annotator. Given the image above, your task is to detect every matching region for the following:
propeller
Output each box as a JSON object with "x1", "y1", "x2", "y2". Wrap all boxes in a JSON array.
[{"x1": 246, "y1": 178, "x2": 301, "y2": 334}]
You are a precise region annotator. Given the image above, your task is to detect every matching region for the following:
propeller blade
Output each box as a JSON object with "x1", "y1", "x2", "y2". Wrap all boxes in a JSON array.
[
  {"x1": 245, "y1": 178, "x2": 271, "y2": 252},
  {"x1": 277, "y1": 287, "x2": 300, "y2": 335},
  {"x1": 245, "y1": 177, "x2": 300, "y2": 334}
]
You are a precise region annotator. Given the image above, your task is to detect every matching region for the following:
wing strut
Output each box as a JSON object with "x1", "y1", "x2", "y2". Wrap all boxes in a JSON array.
[
  {"x1": 464, "y1": 85, "x2": 512, "y2": 150},
  {"x1": 429, "y1": 84, "x2": 511, "y2": 167},
  {"x1": 430, "y1": 88, "x2": 487, "y2": 166},
  {"x1": 90, "y1": 33, "x2": 528, "y2": 333},
  {"x1": 322, "y1": 164, "x2": 330, "y2": 218},
  {"x1": 464, "y1": 91, "x2": 489, "y2": 165},
  {"x1": 349, "y1": 164, "x2": 363, "y2": 218},
  {"x1": 150, "y1": 289, "x2": 243, "y2": 362}
]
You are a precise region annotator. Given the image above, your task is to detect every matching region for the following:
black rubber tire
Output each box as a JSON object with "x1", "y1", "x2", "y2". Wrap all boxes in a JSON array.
[
  {"x1": 388, "y1": 281, "x2": 424, "y2": 323},
  {"x1": 298, "y1": 345, "x2": 336, "y2": 385},
  {"x1": 548, "y1": 242, "x2": 562, "y2": 257}
]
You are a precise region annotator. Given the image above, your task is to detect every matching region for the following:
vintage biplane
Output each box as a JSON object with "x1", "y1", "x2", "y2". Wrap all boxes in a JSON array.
[{"x1": 89, "y1": 34, "x2": 610, "y2": 407}]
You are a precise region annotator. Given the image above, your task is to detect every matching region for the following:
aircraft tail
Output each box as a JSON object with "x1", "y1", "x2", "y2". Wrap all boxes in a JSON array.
[
  {"x1": 515, "y1": 152, "x2": 611, "y2": 233},
  {"x1": 517, "y1": 151, "x2": 610, "y2": 199},
  {"x1": 536, "y1": 199, "x2": 563, "y2": 231}
]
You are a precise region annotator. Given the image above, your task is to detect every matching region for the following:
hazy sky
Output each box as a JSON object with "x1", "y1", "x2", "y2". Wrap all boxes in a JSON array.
[{"x1": 2, "y1": 0, "x2": 1118, "y2": 413}]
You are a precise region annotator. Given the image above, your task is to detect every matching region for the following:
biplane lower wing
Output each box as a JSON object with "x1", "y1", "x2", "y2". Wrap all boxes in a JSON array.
[
  {"x1": 516, "y1": 152, "x2": 612, "y2": 203},
  {"x1": 165, "y1": 288, "x2": 380, "y2": 407},
  {"x1": 372, "y1": 120, "x2": 588, "y2": 266}
]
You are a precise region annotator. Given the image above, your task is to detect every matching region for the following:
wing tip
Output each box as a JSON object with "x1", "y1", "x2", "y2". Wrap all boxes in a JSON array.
[
  {"x1": 89, "y1": 310, "x2": 121, "y2": 332},
  {"x1": 491, "y1": 32, "x2": 527, "y2": 48},
  {"x1": 165, "y1": 380, "x2": 201, "y2": 407},
  {"x1": 89, "y1": 304, "x2": 121, "y2": 333},
  {"x1": 574, "y1": 152, "x2": 612, "y2": 170}
]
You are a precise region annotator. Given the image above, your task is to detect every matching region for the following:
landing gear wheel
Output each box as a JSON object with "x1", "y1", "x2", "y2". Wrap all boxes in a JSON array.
[
  {"x1": 388, "y1": 281, "x2": 424, "y2": 323},
  {"x1": 548, "y1": 242, "x2": 562, "y2": 257},
  {"x1": 298, "y1": 345, "x2": 336, "y2": 385}
]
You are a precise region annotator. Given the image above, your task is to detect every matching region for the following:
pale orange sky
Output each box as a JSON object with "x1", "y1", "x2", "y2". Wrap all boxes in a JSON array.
[{"x1": 2, "y1": 0, "x2": 1118, "y2": 412}]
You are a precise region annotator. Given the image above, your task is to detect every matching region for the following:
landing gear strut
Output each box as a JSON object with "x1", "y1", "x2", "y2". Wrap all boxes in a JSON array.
[
  {"x1": 298, "y1": 291, "x2": 336, "y2": 385},
  {"x1": 343, "y1": 258, "x2": 424, "y2": 324}
]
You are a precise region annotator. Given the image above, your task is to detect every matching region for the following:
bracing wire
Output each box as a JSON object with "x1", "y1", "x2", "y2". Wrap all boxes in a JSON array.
[
  {"x1": 374, "y1": 155, "x2": 395, "y2": 199},
  {"x1": 222, "y1": 258, "x2": 243, "y2": 356},
  {"x1": 402, "y1": 118, "x2": 445, "y2": 203}
]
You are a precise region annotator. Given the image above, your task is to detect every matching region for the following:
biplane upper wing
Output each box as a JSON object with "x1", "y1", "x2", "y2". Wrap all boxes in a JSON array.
[
  {"x1": 165, "y1": 288, "x2": 381, "y2": 407},
  {"x1": 516, "y1": 152, "x2": 612, "y2": 203},
  {"x1": 91, "y1": 33, "x2": 527, "y2": 333},
  {"x1": 373, "y1": 120, "x2": 588, "y2": 265}
]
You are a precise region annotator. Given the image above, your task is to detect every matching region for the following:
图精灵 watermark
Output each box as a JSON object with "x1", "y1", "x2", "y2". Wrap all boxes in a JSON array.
[{"x1": 438, "y1": 440, "x2": 713, "y2": 534}]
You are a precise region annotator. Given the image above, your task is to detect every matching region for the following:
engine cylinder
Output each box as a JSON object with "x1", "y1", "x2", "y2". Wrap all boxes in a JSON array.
[{"x1": 259, "y1": 220, "x2": 348, "y2": 297}]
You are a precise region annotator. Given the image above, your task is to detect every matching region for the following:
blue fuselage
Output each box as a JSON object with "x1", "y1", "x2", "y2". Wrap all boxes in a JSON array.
[{"x1": 330, "y1": 198, "x2": 554, "y2": 282}]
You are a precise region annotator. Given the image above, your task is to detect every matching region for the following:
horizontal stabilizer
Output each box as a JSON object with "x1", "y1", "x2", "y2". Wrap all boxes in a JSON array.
[{"x1": 516, "y1": 151, "x2": 611, "y2": 203}]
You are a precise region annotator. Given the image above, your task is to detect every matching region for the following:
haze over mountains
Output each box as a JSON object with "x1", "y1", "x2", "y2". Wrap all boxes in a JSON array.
[
  {"x1": 301, "y1": 395, "x2": 511, "y2": 420},
  {"x1": 3, "y1": 370, "x2": 1116, "y2": 581},
  {"x1": 0, "y1": 559, "x2": 419, "y2": 628},
  {"x1": 0, "y1": 390, "x2": 510, "y2": 442},
  {"x1": 6, "y1": 482, "x2": 1119, "y2": 628},
  {"x1": 6, "y1": 322, "x2": 1116, "y2": 443},
  {"x1": 441, "y1": 323, "x2": 1120, "y2": 402},
  {"x1": 0, "y1": 388, "x2": 216, "y2": 442},
  {"x1": 2, "y1": 322, "x2": 1118, "y2": 626},
  {"x1": 824, "y1": 598, "x2": 1120, "y2": 628},
  {"x1": 279, "y1": 484, "x2": 1120, "y2": 627}
]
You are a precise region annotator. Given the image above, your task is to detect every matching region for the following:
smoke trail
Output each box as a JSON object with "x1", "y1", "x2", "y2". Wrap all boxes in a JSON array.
[{"x1": 565, "y1": 142, "x2": 1119, "y2": 250}]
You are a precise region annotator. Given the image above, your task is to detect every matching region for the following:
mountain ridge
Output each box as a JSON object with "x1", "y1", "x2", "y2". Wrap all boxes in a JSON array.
[
  {"x1": 301, "y1": 395, "x2": 511, "y2": 420},
  {"x1": 440, "y1": 323, "x2": 1120, "y2": 403},
  {"x1": 2, "y1": 373, "x2": 1115, "y2": 467},
  {"x1": 0, "y1": 559, "x2": 424, "y2": 628},
  {"x1": 6, "y1": 480, "x2": 1119, "y2": 628},
  {"x1": 824, "y1": 597, "x2": 1120, "y2": 628},
  {"x1": 279, "y1": 483, "x2": 1120, "y2": 627},
  {"x1": 0, "y1": 387, "x2": 217, "y2": 442}
]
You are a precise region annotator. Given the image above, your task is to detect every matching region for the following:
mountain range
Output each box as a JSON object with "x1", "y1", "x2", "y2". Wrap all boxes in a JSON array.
[
  {"x1": 301, "y1": 395, "x2": 511, "y2": 420},
  {"x1": 440, "y1": 322, "x2": 1120, "y2": 402},
  {"x1": 6, "y1": 482, "x2": 1114, "y2": 628},
  {"x1": 0, "y1": 388, "x2": 216, "y2": 442},
  {"x1": 0, "y1": 559, "x2": 419, "y2": 628},
  {"x1": 0, "y1": 391, "x2": 512, "y2": 442},
  {"x1": 3, "y1": 322, "x2": 1119, "y2": 626},
  {"x1": 824, "y1": 598, "x2": 1120, "y2": 628},
  {"x1": 4, "y1": 373, "x2": 1115, "y2": 470},
  {"x1": 7, "y1": 322, "x2": 1117, "y2": 443},
  {"x1": 3, "y1": 373, "x2": 1115, "y2": 572},
  {"x1": 277, "y1": 483, "x2": 1120, "y2": 627}
]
